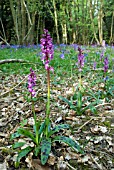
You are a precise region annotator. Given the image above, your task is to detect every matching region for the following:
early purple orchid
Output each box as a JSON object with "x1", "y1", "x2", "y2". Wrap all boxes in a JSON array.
[
  {"x1": 77, "y1": 47, "x2": 84, "y2": 71},
  {"x1": 100, "y1": 50, "x2": 105, "y2": 60},
  {"x1": 104, "y1": 57, "x2": 108, "y2": 72},
  {"x1": 28, "y1": 68, "x2": 36, "y2": 97},
  {"x1": 40, "y1": 29, "x2": 54, "y2": 71}
]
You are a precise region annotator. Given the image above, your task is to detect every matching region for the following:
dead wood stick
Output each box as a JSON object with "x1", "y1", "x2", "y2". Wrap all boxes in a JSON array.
[
  {"x1": 90, "y1": 154, "x2": 103, "y2": 170},
  {"x1": 77, "y1": 118, "x2": 93, "y2": 132},
  {"x1": 65, "y1": 161, "x2": 77, "y2": 170},
  {"x1": 0, "y1": 59, "x2": 28, "y2": 64},
  {"x1": 0, "y1": 75, "x2": 28, "y2": 97}
]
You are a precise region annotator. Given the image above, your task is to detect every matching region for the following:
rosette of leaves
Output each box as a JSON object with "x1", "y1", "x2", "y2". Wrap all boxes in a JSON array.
[
  {"x1": 11, "y1": 119, "x2": 83, "y2": 167},
  {"x1": 59, "y1": 90, "x2": 98, "y2": 115}
]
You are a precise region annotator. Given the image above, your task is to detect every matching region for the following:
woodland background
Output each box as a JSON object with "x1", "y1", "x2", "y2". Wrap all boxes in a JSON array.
[{"x1": 0, "y1": 0, "x2": 114, "y2": 46}]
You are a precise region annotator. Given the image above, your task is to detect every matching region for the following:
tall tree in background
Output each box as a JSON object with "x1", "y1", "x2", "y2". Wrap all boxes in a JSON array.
[
  {"x1": 1, "y1": 0, "x2": 113, "y2": 44},
  {"x1": 97, "y1": 0, "x2": 104, "y2": 45}
]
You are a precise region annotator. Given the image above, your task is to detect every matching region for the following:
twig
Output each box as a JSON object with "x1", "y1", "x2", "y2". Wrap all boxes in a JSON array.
[
  {"x1": 64, "y1": 161, "x2": 77, "y2": 170},
  {"x1": 0, "y1": 75, "x2": 28, "y2": 97},
  {"x1": 86, "y1": 102, "x2": 112, "y2": 113},
  {"x1": 77, "y1": 118, "x2": 93, "y2": 132},
  {"x1": 90, "y1": 154, "x2": 103, "y2": 170},
  {"x1": 95, "y1": 102, "x2": 112, "y2": 108}
]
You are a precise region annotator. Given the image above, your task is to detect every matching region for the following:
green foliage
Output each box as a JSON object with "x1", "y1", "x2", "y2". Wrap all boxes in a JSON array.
[
  {"x1": 48, "y1": 124, "x2": 70, "y2": 136},
  {"x1": 59, "y1": 92, "x2": 98, "y2": 115},
  {"x1": 17, "y1": 128, "x2": 36, "y2": 144},
  {"x1": 41, "y1": 138, "x2": 51, "y2": 165},
  {"x1": 53, "y1": 136, "x2": 84, "y2": 154},
  {"x1": 17, "y1": 146, "x2": 33, "y2": 162},
  {"x1": 10, "y1": 132, "x2": 21, "y2": 140},
  {"x1": 12, "y1": 142, "x2": 26, "y2": 149}
]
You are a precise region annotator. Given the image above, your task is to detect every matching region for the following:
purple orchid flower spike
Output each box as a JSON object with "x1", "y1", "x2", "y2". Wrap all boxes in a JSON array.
[
  {"x1": 40, "y1": 29, "x2": 54, "y2": 72},
  {"x1": 104, "y1": 57, "x2": 108, "y2": 72},
  {"x1": 77, "y1": 47, "x2": 84, "y2": 71},
  {"x1": 28, "y1": 68, "x2": 36, "y2": 97}
]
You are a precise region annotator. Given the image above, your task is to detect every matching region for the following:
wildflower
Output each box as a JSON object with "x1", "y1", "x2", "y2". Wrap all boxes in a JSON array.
[
  {"x1": 77, "y1": 47, "x2": 84, "y2": 71},
  {"x1": 104, "y1": 76, "x2": 109, "y2": 81},
  {"x1": 28, "y1": 68, "x2": 36, "y2": 97},
  {"x1": 100, "y1": 50, "x2": 105, "y2": 60},
  {"x1": 40, "y1": 29, "x2": 54, "y2": 71},
  {"x1": 93, "y1": 62, "x2": 97, "y2": 70},
  {"x1": 104, "y1": 57, "x2": 108, "y2": 72},
  {"x1": 60, "y1": 53, "x2": 64, "y2": 59}
]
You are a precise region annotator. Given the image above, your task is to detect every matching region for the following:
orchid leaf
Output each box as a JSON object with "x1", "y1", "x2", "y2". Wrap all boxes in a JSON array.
[
  {"x1": 53, "y1": 136, "x2": 84, "y2": 154},
  {"x1": 34, "y1": 146, "x2": 40, "y2": 156},
  {"x1": 17, "y1": 146, "x2": 33, "y2": 162},
  {"x1": 41, "y1": 138, "x2": 51, "y2": 165},
  {"x1": 49, "y1": 124, "x2": 70, "y2": 136},
  {"x1": 17, "y1": 128, "x2": 36, "y2": 143},
  {"x1": 13, "y1": 142, "x2": 26, "y2": 149},
  {"x1": 10, "y1": 131, "x2": 21, "y2": 140}
]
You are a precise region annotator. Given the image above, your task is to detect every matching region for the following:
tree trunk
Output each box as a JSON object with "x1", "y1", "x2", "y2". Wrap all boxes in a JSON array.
[
  {"x1": 89, "y1": 0, "x2": 100, "y2": 45},
  {"x1": 98, "y1": 0, "x2": 104, "y2": 45},
  {"x1": 109, "y1": 11, "x2": 114, "y2": 44},
  {"x1": 52, "y1": 0, "x2": 60, "y2": 44},
  {"x1": 9, "y1": 0, "x2": 19, "y2": 43},
  {"x1": 21, "y1": 0, "x2": 26, "y2": 45},
  {"x1": 61, "y1": 22, "x2": 67, "y2": 44}
]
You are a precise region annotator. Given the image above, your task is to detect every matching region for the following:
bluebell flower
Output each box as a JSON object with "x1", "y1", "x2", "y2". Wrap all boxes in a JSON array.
[
  {"x1": 60, "y1": 53, "x2": 64, "y2": 59},
  {"x1": 104, "y1": 76, "x2": 109, "y2": 81}
]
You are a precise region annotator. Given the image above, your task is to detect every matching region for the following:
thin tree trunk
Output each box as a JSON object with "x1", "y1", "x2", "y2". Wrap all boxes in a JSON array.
[
  {"x1": 98, "y1": 0, "x2": 103, "y2": 45},
  {"x1": 52, "y1": 0, "x2": 60, "y2": 44},
  {"x1": 89, "y1": 0, "x2": 100, "y2": 45},
  {"x1": 21, "y1": 0, "x2": 26, "y2": 45},
  {"x1": 109, "y1": 11, "x2": 114, "y2": 44},
  {"x1": 9, "y1": 0, "x2": 19, "y2": 43},
  {"x1": 17, "y1": 0, "x2": 22, "y2": 44}
]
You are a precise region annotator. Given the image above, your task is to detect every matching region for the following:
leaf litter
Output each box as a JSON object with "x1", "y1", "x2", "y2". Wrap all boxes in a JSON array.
[{"x1": 0, "y1": 73, "x2": 114, "y2": 170}]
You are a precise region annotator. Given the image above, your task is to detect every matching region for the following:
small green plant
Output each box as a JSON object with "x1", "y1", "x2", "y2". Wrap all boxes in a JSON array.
[
  {"x1": 59, "y1": 47, "x2": 98, "y2": 115},
  {"x1": 11, "y1": 30, "x2": 83, "y2": 167}
]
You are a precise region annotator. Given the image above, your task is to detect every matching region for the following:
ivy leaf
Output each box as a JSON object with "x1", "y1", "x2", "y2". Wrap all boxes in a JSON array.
[
  {"x1": 17, "y1": 146, "x2": 33, "y2": 162},
  {"x1": 17, "y1": 128, "x2": 36, "y2": 144},
  {"x1": 12, "y1": 142, "x2": 26, "y2": 149},
  {"x1": 53, "y1": 136, "x2": 84, "y2": 154},
  {"x1": 49, "y1": 124, "x2": 70, "y2": 137},
  {"x1": 41, "y1": 138, "x2": 51, "y2": 165}
]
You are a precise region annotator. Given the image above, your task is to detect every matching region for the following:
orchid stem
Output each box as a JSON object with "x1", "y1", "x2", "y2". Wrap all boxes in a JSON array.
[
  {"x1": 79, "y1": 72, "x2": 82, "y2": 91},
  {"x1": 46, "y1": 69, "x2": 50, "y2": 138},
  {"x1": 46, "y1": 69, "x2": 50, "y2": 118},
  {"x1": 32, "y1": 99, "x2": 38, "y2": 145}
]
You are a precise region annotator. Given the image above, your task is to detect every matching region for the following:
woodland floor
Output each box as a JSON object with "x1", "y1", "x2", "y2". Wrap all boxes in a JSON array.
[{"x1": 0, "y1": 72, "x2": 114, "y2": 170}]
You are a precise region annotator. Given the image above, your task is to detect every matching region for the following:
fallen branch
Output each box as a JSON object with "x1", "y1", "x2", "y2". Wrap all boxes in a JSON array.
[{"x1": 0, "y1": 59, "x2": 28, "y2": 64}]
